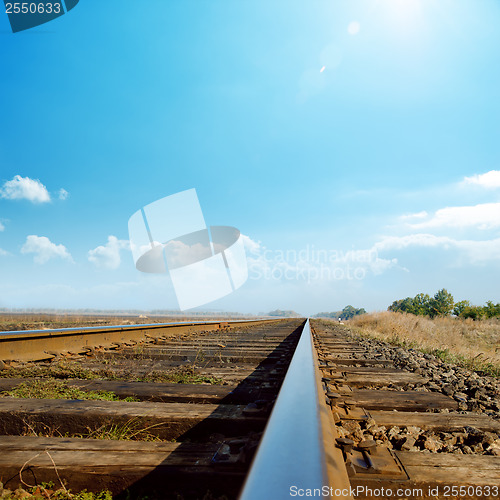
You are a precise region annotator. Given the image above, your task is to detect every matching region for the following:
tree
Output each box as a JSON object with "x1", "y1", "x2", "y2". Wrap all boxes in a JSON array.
[
  {"x1": 339, "y1": 305, "x2": 366, "y2": 320},
  {"x1": 412, "y1": 293, "x2": 431, "y2": 316},
  {"x1": 453, "y1": 300, "x2": 500, "y2": 320},
  {"x1": 482, "y1": 301, "x2": 500, "y2": 319},
  {"x1": 390, "y1": 291, "x2": 499, "y2": 320},
  {"x1": 388, "y1": 297, "x2": 414, "y2": 314},
  {"x1": 389, "y1": 290, "x2": 452, "y2": 318},
  {"x1": 428, "y1": 289, "x2": 454, "y2": 318},
  {"x1": 314, "y1": 306, "x2": 366, "y2": 320},
  {"x1": 453, "y1": 300, "x2": 471, "y2": 317},
  {"x1": 388, "y1": 299, "x2": 405, "y2": 313},
  {"x1": 460, "y1": 305, "x2": 485, "y2": 320},
  {"x1": 267, "y1": 309, "x2": 300, "y2": 317}
]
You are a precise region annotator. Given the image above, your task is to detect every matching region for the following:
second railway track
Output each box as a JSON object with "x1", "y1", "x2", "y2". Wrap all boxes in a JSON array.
[
  {"x1": 0, "y1": 318, "x2": 498, "y2": 499},
  {"x1": 0, "y1": 319, "x2": 301, "y2": 499}
]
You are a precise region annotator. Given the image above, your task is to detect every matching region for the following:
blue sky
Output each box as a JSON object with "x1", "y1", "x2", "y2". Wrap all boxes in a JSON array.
[{"x1": 1, "y1": 0, "x2": 500, "y2": 315}]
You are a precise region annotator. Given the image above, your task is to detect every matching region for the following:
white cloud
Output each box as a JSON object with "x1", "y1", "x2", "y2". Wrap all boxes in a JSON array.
[
  {"x1": 408, "y1": 202, "x2": 500, "y2": 230},
  {"x1": 163, "y1": 240, "x2": 211, "y2": 268},
  {"x1": 21, "y1": 235, "x2": 73, "y2": 264},
  {"x1": 455, "y1": 238, "x2": 500, "y2": 263},
  {"x1": 463, "y1": 170, "x2": 500, "y2": 189},
  {"x1": 241, "y1": 234, "x2": 398, "y2": 282},
  {"x1": 368, "y1": 254, "x2": 400, "y2": 275},
  {"x1": 382, "y1": 198, "x2": 500, "y2": 267},
  {"x1": 0, "y1": 175, "x2": 51, "y2": 203},
  {"x1": 58, "y1": 188, "x2": 69, "y2": 200},
  {"x1": 399, "y1": 211, "x2": 428, "y2": 220},
  {"x1": 0, "y1": 221, "x2": 4, "y2": 232},
  {"x1": 375, "y1": 233, "x2": 454, "y2": 251},
  {"x1": 88, "y1": 236, "x2": 130, "y2": 269},
  {"x1": 375, "y1": 233, "x2": 500, "y2": 264}
]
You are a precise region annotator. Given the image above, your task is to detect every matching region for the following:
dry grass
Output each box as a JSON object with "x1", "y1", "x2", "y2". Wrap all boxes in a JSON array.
[
  {"x1": 17, "y1": 416, "x2": 166, "y2": 443},
  {"x1": 0, "y1": 360, "x2": 224, "y2": 385},
  {"x1": 348, "y1": 311, "x2": 500, "y2": 376},
  {"x1": 0, "y1": 313, "x2": 170, "y2": 332},
  {"x1": 0, "y1": 311, "x2": 250, "y2": 332}
]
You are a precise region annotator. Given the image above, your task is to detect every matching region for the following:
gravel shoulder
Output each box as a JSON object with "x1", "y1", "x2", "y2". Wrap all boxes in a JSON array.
[{"x1": 315, "y1": 320, "x2": 500, "y2": 457}]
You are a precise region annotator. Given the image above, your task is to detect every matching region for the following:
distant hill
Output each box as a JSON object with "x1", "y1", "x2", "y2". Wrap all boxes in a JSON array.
[{"x1": 267, "y1": 309, "x2": 302, "y2": 318}]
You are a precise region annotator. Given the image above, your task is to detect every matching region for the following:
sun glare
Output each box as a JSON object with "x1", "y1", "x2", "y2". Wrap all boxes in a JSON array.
[
  {"x1": 382, "y1": 0, "x2": 425, "y2": 33},
  {"x1": 348, "y1": 21, "x2": 361, "y2": 35}
]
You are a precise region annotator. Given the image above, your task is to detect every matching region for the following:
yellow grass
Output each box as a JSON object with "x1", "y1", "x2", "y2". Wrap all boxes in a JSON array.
[
  {"x1": 348, "y1": 311, "x2": 500, "y2": 376},
  {"x1": 0, "y1": 312, "x2": 236, "y2": 332}
]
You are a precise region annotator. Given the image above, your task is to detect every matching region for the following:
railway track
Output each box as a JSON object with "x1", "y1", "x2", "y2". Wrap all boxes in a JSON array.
[{"x1": 0, "y1": 318, "x2": 498, "y2": 499}]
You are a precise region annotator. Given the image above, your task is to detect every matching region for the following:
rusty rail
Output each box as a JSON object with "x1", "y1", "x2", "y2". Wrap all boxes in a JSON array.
[{"x1": 0, "y1": 319, "x2": 281, "y2": 362}]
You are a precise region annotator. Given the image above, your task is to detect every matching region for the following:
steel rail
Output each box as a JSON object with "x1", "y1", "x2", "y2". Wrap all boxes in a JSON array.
[
  {"x1": 239, "y1": 319, "x2": 352, "y2": 500},
  {"x1": 0, "y1": 318, "x2": 281, "y2": 362}
]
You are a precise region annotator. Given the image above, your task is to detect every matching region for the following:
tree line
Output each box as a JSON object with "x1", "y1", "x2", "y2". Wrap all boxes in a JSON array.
[
  {"x1": 267, "y1": 309, "x2": 301, "y2": 317},
  {"x1": 314, "y1": 305, "x2": 366, "y2": 320},
  {"x1": 388, "y1": 289, "x2": 500, "y2": 320}
]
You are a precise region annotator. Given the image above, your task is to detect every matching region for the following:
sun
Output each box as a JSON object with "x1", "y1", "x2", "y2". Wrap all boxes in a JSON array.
[{"x1": 348, "y1": 21, "x2": 361, "y2": 35}]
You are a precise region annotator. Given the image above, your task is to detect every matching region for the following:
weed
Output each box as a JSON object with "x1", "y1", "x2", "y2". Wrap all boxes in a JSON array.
[
  {"x1": 139, "y1": 366, "x2": 224, "y2": 385},
  {"x1": 0, "y1": 379, "x2": 139, "y2": 402},
  {"x1": 1, "y1": 362, "x2": 225, "y2": 386},
  {"x1": 0, "y1": 480, "x2": 113, "y2": 499},
  {"x1": 0, "y1": 362, "x2": 101, "y2": 381},
  {"x1": 21, "y1": 419, "x2": 64, "y2": 438},
  {"x1": 76, "y1": 419, "x2": 165, "y2": 441},
  {"x1": 194, "y1": 348, "x2": 206, "y2": 364},
  {"x1": 18, "y1": 417, "x2": 166, "y2": 442}
]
